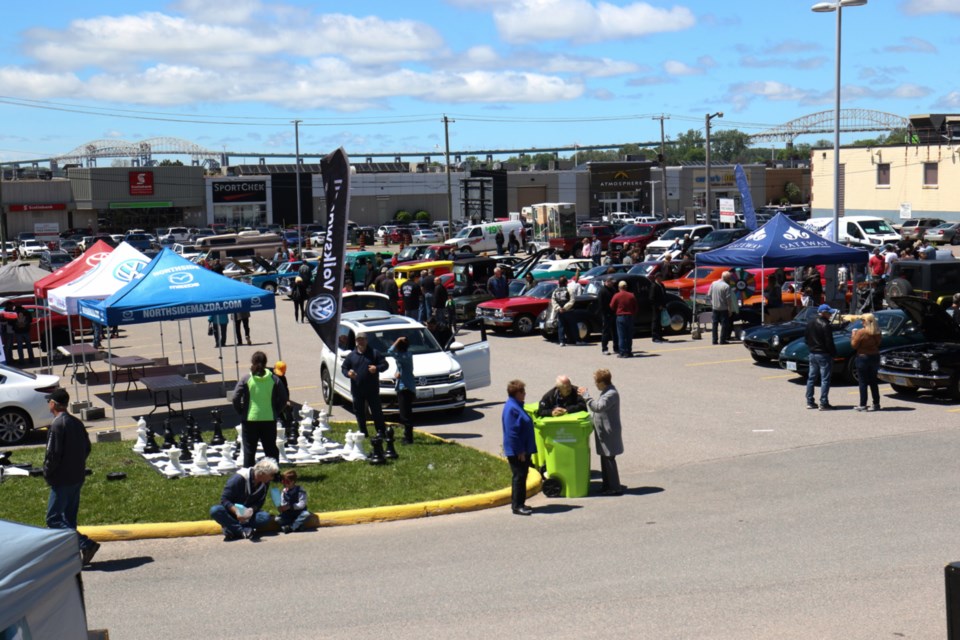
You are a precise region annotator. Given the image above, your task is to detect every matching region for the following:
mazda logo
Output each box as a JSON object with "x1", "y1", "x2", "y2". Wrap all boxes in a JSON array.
[
  {"x1": 307, "y1": 294, "x2": 337, "y2": 323},
  {"x1": 168, "y1": 272, "x2": 194, "y2": 285}
]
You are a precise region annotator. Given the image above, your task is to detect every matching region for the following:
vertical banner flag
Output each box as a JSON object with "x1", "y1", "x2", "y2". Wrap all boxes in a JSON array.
[
  {"x1": 734, "y1": 164, "x2": 758, "y2": 231},
  {"x1": 307, "y1": 148, "x2": 351, "y2": 352}
]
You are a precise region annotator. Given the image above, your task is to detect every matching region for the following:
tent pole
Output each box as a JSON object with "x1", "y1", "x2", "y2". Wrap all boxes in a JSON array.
[
  {"x1": 761, "y1": 259, "x2": 765, "y2": 325},
  {"x1": 232, "y1": 327, "x2": 240, "y2": 382},
  {"x1": 188, "y1": 318, "x2": 199, "y2": 375},
  {"x1": 79, "y1": 319, "x2": 91, "y2": 405},
  {"x1": 177, "y1": 320, "x2": 185, "y2": 367},
  {"x1": 66, "y1": 314, "x2": 79, "y2": 399},
  {"x1": 107, "y1": 331, "x2": 116, "y2": 431},
  {"x1": 218, "y1": 339, "x2": 226, "y2": 395},
  {"x1": 272, "y1": 307, "x2": 282, "y2": 360},
  {"x1": 159, "y1": 321, "x2": 166, "y2": 359}
]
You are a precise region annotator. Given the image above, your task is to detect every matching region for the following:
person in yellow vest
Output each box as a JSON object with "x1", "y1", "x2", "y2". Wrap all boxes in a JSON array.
[{"x1": 232, "y1": 351, "x2": 290, "y2": 468}]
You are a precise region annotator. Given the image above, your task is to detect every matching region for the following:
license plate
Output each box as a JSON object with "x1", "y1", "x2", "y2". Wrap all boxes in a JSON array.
[
  {"x1": 539, "y1": 321, "x2": 545, "y2": 329},
  {"x1": 891, "y1": 376, "x2": 909, "y2": 387},
  {"x1": 785, "y1": 361, "x2": 797, "y2": 371},
  {"x1": 416, "y1": 388, "x2": 434, "y2": 399},
  {"x1": 753, "y1": 349, "x2": 766, "y2": 357}
]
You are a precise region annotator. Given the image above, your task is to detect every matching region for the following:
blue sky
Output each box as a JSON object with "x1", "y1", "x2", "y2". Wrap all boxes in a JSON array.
[{"x1": 1, "y1": 0, "x2": 958, "y2": 164}]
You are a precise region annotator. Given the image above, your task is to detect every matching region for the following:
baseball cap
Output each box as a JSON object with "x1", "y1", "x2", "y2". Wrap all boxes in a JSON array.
[
  {"x1": 46, "y1": 388, "x2": 70, "y2": 405},
  {"x1": 817, "y1": 304, "x2": 838, "y2": 314}
]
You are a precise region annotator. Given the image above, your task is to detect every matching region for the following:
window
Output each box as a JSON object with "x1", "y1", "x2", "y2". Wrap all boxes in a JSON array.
[
  {"x1": 923, "y1": 162, "x2": 938, "y2": 186},
  {"x1": 876, "y1": 163, "x2": 890, "y2": 186}
]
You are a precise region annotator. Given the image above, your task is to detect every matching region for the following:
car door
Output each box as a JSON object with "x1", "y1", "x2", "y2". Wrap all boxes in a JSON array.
[{"x1": 451, "y1": 341, "x2": 491, "y2": 390}]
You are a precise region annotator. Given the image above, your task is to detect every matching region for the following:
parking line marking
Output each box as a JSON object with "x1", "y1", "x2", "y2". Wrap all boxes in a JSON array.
[
  {"x1": 687, "y1": 358, "x2": 752, "y2": 367},
  {"x1": 761, "y1": 374, "x2": 795, "y2": 380},
  {"x1": 289, "y1": 385, "x2": 318, "y2": 391},
  {"x1": 752, "y1": 429, "x2": 774, "y2": 432},
  {"x1": 947, "y1": 408, "x2": 960, "y2": 413}
]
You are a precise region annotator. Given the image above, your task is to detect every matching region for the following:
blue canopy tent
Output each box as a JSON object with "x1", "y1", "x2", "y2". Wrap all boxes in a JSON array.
[
  {"x1": 693, "y1": 213, "x2": 869, "y2": 323},
  {"x1": 79, "y1": 249, "x2": 280, "y2": 425}
]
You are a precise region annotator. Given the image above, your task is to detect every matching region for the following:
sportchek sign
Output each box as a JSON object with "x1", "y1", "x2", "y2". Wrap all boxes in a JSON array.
[
  {"x1": 212, "y1": 180, "x2": 267, "y2": 203},
  {"x1": 129, "y1": 171, "x2": 155, "y2": 196}
]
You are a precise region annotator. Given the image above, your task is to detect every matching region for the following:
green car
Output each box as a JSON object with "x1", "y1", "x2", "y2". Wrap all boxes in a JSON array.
[{"x1": 777, "y1": 309, "x2": 924, "y2": 384}]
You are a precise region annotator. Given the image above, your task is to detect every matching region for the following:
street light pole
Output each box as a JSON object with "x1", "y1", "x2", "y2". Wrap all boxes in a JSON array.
[
  {"x1": 292, "y1": 119, "x2": 303, "y2": 252},
  {"x1": 442, "y1": 115, "x2": 454, "y2": 233},
  {"x1": 812, "y1": 0, "x2": 867, "y2": 243},
  {"x1": 705, "y1": 111, "x2": 723, "y2": 227},
  {"x1": 645, "y1": 180, "x2": 660, "y2": 217}
]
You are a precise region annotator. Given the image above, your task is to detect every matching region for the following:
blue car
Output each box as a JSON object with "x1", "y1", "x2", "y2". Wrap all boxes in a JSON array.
[
  {"x1": 123, "y1": 232, "x2": 153, "y2": 252},
  {"x1": 242, "y1": 259, "x2": 316, "y2": 293}
]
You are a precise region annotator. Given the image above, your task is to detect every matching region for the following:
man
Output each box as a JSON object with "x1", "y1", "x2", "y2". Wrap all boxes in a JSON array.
[
  {"x1": 884, "y1": 245, "x2": 899, "y2": 278},
  {"x1": 867, "y1": 247, "x2": 885, "y2": 283},
  {"x1": 920, "y1": 240, "x2": 937, "y2": 260},
  {"x1": 598, "y1": 277, "x2": 619, "y2": 355},
  {"x1": 536, "y1": 375, "x2": 588, "y2": 418},
  {"x1": 708, "y1": 272, "x2": 733, "y2": 345},
  {"x1": 297, "y1": 260, "x2": 313, "y2": 288},
  {"x1": 432, "y1": 278, "x2": 450, "y2": 326},
  {"x1": 209, "y1": 457, "x2": 279, "y2": 541},
  {"x1": 610, "y1": 280, "x2": 638, "y2": 358},
  {"x1": 495, "y1": 227, "x2": 505, "y2": 255},
  {"x1": 43, "y1": 388, "x2": 99, "y2": 565},
  {"x1": 590, "y1": 236, "x2": 602, "y2": 267},
  {"x1": 660, "y1": 253, "x2": 676, "y2": 280},
  {"x1": 649, "y1": 272, "x2": 667, "y2": 343},
  {"x1": 401, "y1": 272, "x2": 422, "y2": 320},
  {"x1": 341, "y1": 332, "x2": 389, "y2": 436},
  {"x1": 420, "y1": 268, "x2": 436, "y2": 322},
  {"x1": 426, "y1": 317, "x2": 453, "y2": 350},
  {"x1": 567, "y1": 270, "x2": 582, "y2": 297},
  {"x1": 486, "y1": 267, "x2": 509, "y2": 299},
  {"x1": 550, "y1": 276, "x2": 579, "y2": 346},
  {"x1": 805, "y1": 303, "x2": 838, "y2": 410},
  {"x1": 381, "y1": 274, "x2": 399, "y2": 314}
]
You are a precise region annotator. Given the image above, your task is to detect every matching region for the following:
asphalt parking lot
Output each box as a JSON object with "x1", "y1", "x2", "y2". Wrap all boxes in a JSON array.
[{"x1": 25, "y1": 291, "x2": 960, "y2": 638}]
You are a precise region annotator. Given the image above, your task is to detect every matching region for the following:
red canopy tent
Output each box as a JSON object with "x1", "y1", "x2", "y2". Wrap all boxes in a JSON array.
[{"x1": 33, "y1": 240, "x2": 115, "y2": 299}]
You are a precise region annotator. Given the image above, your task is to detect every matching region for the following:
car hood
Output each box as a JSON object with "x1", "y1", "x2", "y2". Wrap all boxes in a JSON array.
[
  {"x1": 382, "y1": 351, "x2": 458, "y2": 379},
  {"x1": 611, "y1": 234, "x2": 651, "y2": 243},
  {"x1": 891, "y1": 296, "x2": 960, "y2": 342},
  {"x1": 744, "y1": 321, "x2": 805, "y2": 342},
  {"x1": 477, "y1": 296, "x2": 545, "y2": 311}
]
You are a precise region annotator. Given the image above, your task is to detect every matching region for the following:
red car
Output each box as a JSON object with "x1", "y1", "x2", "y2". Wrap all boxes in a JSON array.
[
  {"x1": 475, "y1": 280, "x2": 559, "y2": 335},
  {"x1": 549, "y1": 224, "x2": 616, "y2": 257},
  {"x1": 608, "y1": 222, "x2": 673, "y2": 257},
  {"x1": 1, "y1": 304, "x2": 90, "y2": 351}
]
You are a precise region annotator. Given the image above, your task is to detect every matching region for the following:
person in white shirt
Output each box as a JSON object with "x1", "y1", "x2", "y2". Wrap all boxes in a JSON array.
[
  {"x1": 884, "y1": 246, "x2": 899, "y2": 276},
  {"x1": 567, "y1": 270, "x2": 583, "y2": 297}
]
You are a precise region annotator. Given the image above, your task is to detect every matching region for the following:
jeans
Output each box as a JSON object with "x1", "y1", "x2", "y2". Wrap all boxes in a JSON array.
[
  {"x1": 651, "y1": 305, "x2": 664, "y2": 341},
  {"x1": 601, "y1": 313, "x2": 618, "y2": 353},
  {"x1": 507, "y1": 455, "x2": 530, "y2": 511},
  {"x1": 616, "y1": 315, "x2": 634, "y2": 356},
  {"x1": 421, "y1": 293, "x2": 433, "y2": 323},
  {"x1": 212, "y1": 323, "x2": 228, "y2": 347},
  {"x1": 209, "y1": 505, "x2": 272, "y2": 537},
  {"x1": 241, "y1": 420, "x2": 279, "y2": 468},
  {"x1": 13, "y1": 332, "x2": 33, "y2": 361},
  {"x1": 276, "y1": 509, "x2": 312, "y2": 531},
  {"x1": 47, "y1": 482, "x2": 94, "y2": 549},
  {"x1": 806, "y1": 352, "x2": 834, "y2": 406},
  {"x1": 556, "y1": 311, "x2": 573, "y2": 345},
  {"x1": 712, "y1": 310, "x2": 730, "y2": 344},
  {"x1": 856, "y1": 354, "x2": 881, "y2": 407}
]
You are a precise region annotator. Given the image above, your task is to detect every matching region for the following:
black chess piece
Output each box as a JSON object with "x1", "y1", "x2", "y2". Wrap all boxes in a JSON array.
[
  {"x1": 162, "y1": 417, "x2": 178, "y2": 449},
  {"x1": 186, "y1": 412, "x2": 203, "y2": 445},
  {"x1": 384, "y1": 426, "x2": 399, "y2": 460},
  {"x1": 368, "y1": 436, "x2": 386, "y2": 465},
  {"x1": 210, "y1": 409, "x2": 225, "y2": 446},
  {"x1": 179, "y1": 431, "x2": 193, "y2": 463},
  {"x1": 284, "y1": 416, "x2": 297, "y2": 447},
  {"x1": 143, "y1": 423, "x2": 161, "y2": 454}
]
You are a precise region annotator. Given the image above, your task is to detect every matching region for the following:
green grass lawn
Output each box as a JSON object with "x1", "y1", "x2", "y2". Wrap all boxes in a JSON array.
[{"x1": 0, "y1": 423, "x2": 510, "y2": 527}]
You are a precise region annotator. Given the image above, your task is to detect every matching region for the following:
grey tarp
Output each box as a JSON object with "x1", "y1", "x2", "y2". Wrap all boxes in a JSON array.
[{"x1": 0, "y1": 262, "x2": 50, "y2": 296}]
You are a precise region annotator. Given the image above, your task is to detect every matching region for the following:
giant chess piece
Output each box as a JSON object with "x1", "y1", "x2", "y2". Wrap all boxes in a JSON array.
[
  {"x1": 143, "y1": 422, "x2": 161, "y2": 454},
  {"x1": 216, "y1": 443, "x2": 238, "y2": 472},
  {"x1": 179, "y1": 430, "x2": 193, "y2": 463},
  {"x1": 132, "y1": 417, "x2": 148, "y2": 453},
  {"x1": 210, "y1": 409, "x2": 226, "y2": 447},
  {"x1": 276, "y1": 425, "x2": 291, "y2": 464},
  {"x1": 164, "y1": 449, "x2": 184, "y2": 478},
  {"x1": 352, "y1": 431, "x2": 367, "y2": 461},
  {"x1": 368, "y1": 435, "x2": 386, "y2": 465},
  {"x1": 187, "y1": 412, "x2": 203, "y2": 445},
  {"x1": 298, "y1": 405, "x2": 315, "y2": 442},
  {"x1": 384, "y1": 426, "x2": 399, "y2": 460},
  {"x1": 162, "y1": 417, "x2": 178, "y2": 449},
  {"x1": 292, "y1": 433, "x2": 313, "y2": 461},
  {"x1": 284, "y1": 412, "x2": 298, "y2": 447},
  {"x1": 191, "y1": 443, "x2": 212, "y2": 476}
]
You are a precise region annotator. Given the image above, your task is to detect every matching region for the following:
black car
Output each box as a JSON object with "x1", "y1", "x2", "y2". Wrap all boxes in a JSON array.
[
  {"x1": 884, "y1": 259, "x2": 960, "y2": 308},
  {"x1": 538, "y1": 274, "x2": 691, "y2": 342},
  {"x1": 742, "y1": 306, "x2": 822, "y2": 362},
  {"x1": 688, "y1": 228, "x2": 751, "y2": 255},
  {"x1": 38, "y1": 250, "x2": 72, "y2": 272},
  {"x1": 877, "y1": 296, "x2": 960, "y2": 399}
]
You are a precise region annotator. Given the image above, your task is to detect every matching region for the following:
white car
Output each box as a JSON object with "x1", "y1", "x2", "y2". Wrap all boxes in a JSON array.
[
  {"x1": 644, "y1": 224, "x2": 713, "y2": 260},
  {"x1": 412, "y1": 229, "x2": 441, "y2": 243},
  {"x1": 0, "y1": 365, "x2": 62, "y2": 444},
  {"x1": 19, "y1": 240, "x2": 45, "y2": 258},
  {"x1": 320, "y1": 311, "x2": 490, "y2": 414},
  {"x1": 531, "y1": 258, "x2": 594, "y2": 274}
]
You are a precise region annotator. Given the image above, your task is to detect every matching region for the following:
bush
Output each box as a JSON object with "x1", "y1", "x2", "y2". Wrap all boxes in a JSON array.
[
  {"x1": 415, "y1": 210, "x2": 431, "y2": 222},
  {"x1": 395, "y1": 210, "x2": 411, "y2": 223}
]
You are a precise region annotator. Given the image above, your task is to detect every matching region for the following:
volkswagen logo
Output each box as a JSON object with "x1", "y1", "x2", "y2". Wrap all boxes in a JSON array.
[
  {"x1": 418, "y1": 377, "x2": 428, "y2": 386},
  {"x1": 307, "y1": 294, "x2": 337, "y2": 324},
  {"x1": 86, "y1": 252, "x2": 109, "y2": 267},
  {"x1": 168, "y1": 272, "x2": 194, "y2": 285},
  {"x1": 114, "y1": 259, "x2": 148, "y2": 283}
]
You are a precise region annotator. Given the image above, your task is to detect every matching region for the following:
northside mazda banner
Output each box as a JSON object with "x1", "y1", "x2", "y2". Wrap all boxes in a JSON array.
[{"x1": 306, "y1": 148, "x2": 350, "y2": 353}]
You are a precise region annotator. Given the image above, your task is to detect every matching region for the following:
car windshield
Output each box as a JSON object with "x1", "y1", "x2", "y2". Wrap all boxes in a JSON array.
[
  {"x1": 860, "y1": 220, "x2": 894, "y2": 234},
  {"x1": 847, "y1": 313, "x2": 906, "y2": 335},
  {"x1": 363, "y1": 327, "x2": 441, "y2": 356},
  {"x1": 628, "y1": 263, "x2": 657, "y2": 277},
  {"x1": 932, "y1": 223, "x2": 953, "y2": 230},
  {"x1": 453, "y1": 227, "x2": 472, "y2": 239},
  {"x1": 658, "y1": 228, "x2": 688, "y2": 241},
  {"x1": 397, "y1": 246, "x2": 421, "y2": 261},
  {"x1": 583, "y1": 265, "x2": 616, "y2": 277},
  {"x1": 617, "y1": 224, "x2": 651, "y2": 237},
  {"x1": 526, "y1": 282, "x2": 558, "y2": 298}
]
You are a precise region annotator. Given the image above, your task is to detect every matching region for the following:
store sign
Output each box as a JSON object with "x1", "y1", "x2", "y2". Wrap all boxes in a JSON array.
[
  {"x1": 108, "y1": 201, "x2": 173, "y2": 209},
  {"x1": 129, "y1": 171, "x2": 155, "y2": 196},
  {"x1": 594, "y1": 168, "x2": 646, "y2": 190},
  {"x1": 212, "y1": 180, "x2": 267, "y2": 203},
  {"x1": 8, "y1": 203, "x2": 66, "y2": 212},
  {"x1": 719, "y1": 198, "x2": 736, "y2": 224},
  {"x1": 899, "y1": 203, "x2": 912, "y2": 220}
]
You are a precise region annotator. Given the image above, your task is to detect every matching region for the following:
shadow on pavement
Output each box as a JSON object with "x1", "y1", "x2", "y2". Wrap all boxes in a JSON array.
[
  {"x1": 532, "y1": 504, "x2": 582, "y2": 515},
  {"x1": 87, "y1": 556, "x2": 155, "y2": 572}
]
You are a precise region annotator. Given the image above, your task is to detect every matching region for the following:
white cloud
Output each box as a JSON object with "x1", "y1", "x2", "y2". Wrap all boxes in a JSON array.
[
  {"x1": 664, "y1": 60, "x2": 703, "y2": 76},
  {"x1": 881, "y1": 37, "x2": 938, "y2": 54},
  {"x1": 934, "y1": 91, "x2": 960, "y2": 108},
  {"x1": 740, "y1": 55, "x2": 828, "y2": 70},
  {"x1": 173, "y1": 0, "x2": 263, "y2": 24},
  {"x1": 901, "y1": 0, "x2": 960, "y2": 15},
  {"x1": 0, "y1": 67, "x2": 83, "y2": 96},
  {"x1": 492, "y1": 0, "x2": 695, "y2": 44}
]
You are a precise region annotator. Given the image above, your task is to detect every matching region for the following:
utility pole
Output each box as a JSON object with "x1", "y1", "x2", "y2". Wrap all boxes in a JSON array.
[
  {"x1": 442, "y1": 115, "x2": 455, "y2": 233},
  {"x1": 0, "y1": 168, "x2": 6, "y2": 265},
  {"x1": 705, "y1": 112, "x2": 723, "y2": 227},
  {"x1": 652, "y1": 115, "x2": 670, "y2": 219},
  {"x1": 292, "y1": 119, "x2": 302, "y2": 251}
]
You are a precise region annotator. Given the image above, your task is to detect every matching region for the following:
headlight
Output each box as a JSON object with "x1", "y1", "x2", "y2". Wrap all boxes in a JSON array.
[
  {"x1": 449, "y1": 370, "x2": 463, "y2": 382},
  {"x1": 771, "y1": 335, "x2": 780, "y2": 347},
  {"x1": 880, "y1": 355, "x2": 887, "y2": 365},
  {"x1": 495, "y1": 309, "x2": 503, "y2": 318},
  {"x1": 930, "y1": 361, "x2": 939, "y2": 372}
]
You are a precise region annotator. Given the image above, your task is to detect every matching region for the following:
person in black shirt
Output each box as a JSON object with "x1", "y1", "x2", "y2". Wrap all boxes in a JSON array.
[
  {"x1": 432, "y1": 279, "x2": 449, "y2": 325},
  {"x1": 340, "y1": 333, "x2": 389, "y2": 436},
  {"x1": 805, "y1": 304, "x2": 838, "y2": 410},
  {"x1": 649, "y1": 272, "x2": 667, "y2": 343},
  {"x1": 598, "y1": 277, "x2": 619, "y2": 355},
  {"x1": 537, "y1": 375, "x2": 587, "y2": 417},
  {"x1": 401, "y1": 273, "x2": 422, "y2": 320},
  {"x1": 420, "y1": 269, "x2": 436, "y2": 322}
]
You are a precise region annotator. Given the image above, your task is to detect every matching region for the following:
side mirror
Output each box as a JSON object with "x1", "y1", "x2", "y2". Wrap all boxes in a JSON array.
[{"x1": 448, "y1": 341, "x2": 465, "y2": 352}]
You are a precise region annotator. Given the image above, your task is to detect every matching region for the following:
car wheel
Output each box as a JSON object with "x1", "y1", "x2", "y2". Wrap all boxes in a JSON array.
[
  {"x1": 320, "y1": 366, "x2": 335, "y2": 405},
  {"x1": 460, "y1": 246, "x2": 472, "y2": 254},
  {"x1": 952, "y1": 235, "x2": 960, "y2": 246},
  {"x1": 884, "y1": 278, "x2": 913, "y2": 308},
  {"x1": 0, "y1": 409, "x2": 31, "y2": 445},
  {"x1": 843, "y1": 358, "x2": 858, "y2": 385},
  {"x1": 513, "y1": 314, "x2": 536, "y2": 335},
  {"x1": 527, "y1": 244, "x2": 537, "y2": 254},
  {"x1": 264, "y1": 282, "x2": 277, "y2": 294},
  {"x1": 890, "y1": 383, "x2": 918, "y2": 395},
  {"x1": 750, "y1": 352, "x2": 771, "y2": 363}
]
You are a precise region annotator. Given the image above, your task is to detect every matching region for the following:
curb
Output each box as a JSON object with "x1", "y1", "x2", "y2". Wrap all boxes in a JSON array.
[{"x1": 80, "y1": 469, "x2": 543, "y2": 542}]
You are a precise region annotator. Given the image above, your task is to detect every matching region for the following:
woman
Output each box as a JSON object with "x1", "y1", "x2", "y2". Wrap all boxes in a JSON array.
[
  {"x1": 291, "y1": 276, "x2": 308, "y2": 323},
  {"x1": 501, "y1": 379, "x2": 536, "y2": 516},
  {"x1": 387, "y1": 336, "x2": 416, "y2": 444},
  {"x1": 12, "y1": 305, "x2": 33, "y2": 363},
  {"x1": 851, "y1": 313, "x2": 883, "y2": 412},
  {"x1": 232, "y1": 351, "x2": 290, "y2": 468},
  {"x1": 579, "y1": 369, "x2": 624, "y2": 496}
]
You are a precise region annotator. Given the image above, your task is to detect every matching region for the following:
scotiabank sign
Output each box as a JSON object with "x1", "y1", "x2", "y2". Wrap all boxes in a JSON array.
[
  {"x1": 129, "y1": 171, "x2": 155, "y2": 196},
  {"x1": 212, "y1": 180, "x2": 267, "y2": 203},
  {"x1": 9, "y1": 203, "x2": 67, "y2": 212}
]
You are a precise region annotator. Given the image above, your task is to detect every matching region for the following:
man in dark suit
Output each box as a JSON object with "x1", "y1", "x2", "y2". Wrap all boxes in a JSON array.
[{"x1": 649, "y1": 272, "x2": 667, "y2": 343}]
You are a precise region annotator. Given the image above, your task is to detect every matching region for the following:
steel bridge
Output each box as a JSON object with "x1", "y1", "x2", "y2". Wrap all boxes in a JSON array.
[{"x1": 749, "y1": 109, "x2": 909, "y2": 143}]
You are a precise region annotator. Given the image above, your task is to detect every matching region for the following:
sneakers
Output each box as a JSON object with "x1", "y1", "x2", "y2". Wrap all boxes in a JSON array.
[
  {"x1": 819, "y1": 403, "x2": 835, "y2": 411},
  {"x1": 80, "y1": 541, "x2": 100, "y2": 565},
  {"x1": 854, "y1": 405, "x2": 867, "y2": 412},
  {"x1": 806, "y1": 403, "x2": 818, "y2": 410},
  {"x1": 280, "y1": 525, "x2": 293, "y2": 534},
  {"x1": 868, "y1": 404, "x2": 881, "y2": 412},
  {"x1": 223, "y1": 531, "x2": 242, "y2": 542},
  {"x1": 512, "y1": 506, "x2": 533, "y2": 516},
  {"x1": 242, "y1": 527, "x2": 255, "y2": 540}
]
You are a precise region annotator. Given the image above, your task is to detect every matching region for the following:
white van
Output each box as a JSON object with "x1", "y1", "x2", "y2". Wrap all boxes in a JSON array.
[
  {"x1": 807, "y1": 216, "x2": 899, "y2": 248},
  {"x1": 444, "y1": 220, "x2": 523, "y2": 253}
]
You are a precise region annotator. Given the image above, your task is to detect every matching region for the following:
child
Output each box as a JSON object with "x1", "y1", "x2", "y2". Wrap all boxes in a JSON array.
[{"x1": 275, "y1": 469, "x2": 310, "y2": 534}]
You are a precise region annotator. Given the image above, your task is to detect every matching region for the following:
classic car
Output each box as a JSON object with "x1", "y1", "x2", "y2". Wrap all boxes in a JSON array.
[
  {"x1": 877, "y1": 296, "x2": 960, "y2": 399},
  {"x1": 742, "y1": 305, "x2": 829, "y2": 363},
  {"x1": 663, "y1": 266, "x2": 728, "y2": 301},
  {"x1": 475, "y1": 280, "x2": 558, "y2": 335},
  {"x1": 450, "y1": 256, "x2": 515, "y2": 322},
  {"x1": 778, "y1": 308, "x2": 924, "y2": 383},
  {"x1": 240, "y1": 258, "x2": 317, "y2": 293}
]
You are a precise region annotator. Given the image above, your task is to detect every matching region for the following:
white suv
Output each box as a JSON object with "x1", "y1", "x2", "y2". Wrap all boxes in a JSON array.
[
  {"x1": 320, "y1": 311, "x2": 490, "y2": 414},
  {"x1": 644, "y1": 224, "x2": 713, "y2": 260}
]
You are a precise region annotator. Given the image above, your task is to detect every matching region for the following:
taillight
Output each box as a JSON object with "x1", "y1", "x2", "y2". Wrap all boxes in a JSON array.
[{"x1": 35, "y1": 384, "x2": 59, "y2": 395}]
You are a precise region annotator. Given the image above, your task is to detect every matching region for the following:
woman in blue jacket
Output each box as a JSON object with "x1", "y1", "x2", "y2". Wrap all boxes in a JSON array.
[{"x1": 502, "y1": 379, "x2": 536, "y2": 516}]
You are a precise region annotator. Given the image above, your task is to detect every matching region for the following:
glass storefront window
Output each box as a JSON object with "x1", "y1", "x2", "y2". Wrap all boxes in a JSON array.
[{"x1": 212, "y1": 204, "x2": 267, "y2": 229}]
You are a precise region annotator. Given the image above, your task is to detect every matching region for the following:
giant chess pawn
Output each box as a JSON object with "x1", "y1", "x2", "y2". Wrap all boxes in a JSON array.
[
  {"x1": 187, "y1": 412, "x2": 203, "y2": 445},
  {"x1": 284, "y1": 413, "x2": 298, "y2": 447},
  {"x1": 298, "y1": 410, "x2": 314, "y2": 442},
  {"x1": 276, "y1": 425, "x2": 291, "y2": 464},
  {"x1": 191, "y1": 443, "x2": 212, "y2": 476},
  {"x1": 216, "y1": 443, "x2": 238, "y2": 472},
  {"x1": 132, "y1": 417, "x2": 148, "y2": 453},
  {"x1": 351, "y1": 431, "x2": 367, "y2": 462},
  {"x1": 143, "y1": 422, "x2": 161, "y2": 454},
  {"x1": 162, "y1": 417, "x2": 178, "y2": 449},
  {"x1": 179, "y1": 430, "x2": 193, "y2": 463},
  {"x1": 292, "y1": 433, "x2": 313, "y2": 461},
  {"x1": 235, "y1": 422, "x2": 244, "y2": 448},
  {"x1": 164, "y1": 449, "x2": 184, "y2": 478},
  {"x1": 210, "y1": 409, "x2": 225, "y2": 446},
  {"x1": 368, "y1": 435, "x2": 386, "y2": 465},
  {"x1": 384, "y1": 426, "x2": 399, "y2": 460}
]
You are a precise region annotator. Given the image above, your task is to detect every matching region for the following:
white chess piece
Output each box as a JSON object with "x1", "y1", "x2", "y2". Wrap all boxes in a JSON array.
[
  {"x1": 216, "y1": 443, "x2": 238, "y2": 472},
  {"x1": 276, "y1": 427, "x2": 291, "y2": 463},
  {"x1": 292, "y1": 434, "x2": 313, "y2": 461},
  {"x1": 299, "y1": 402, "x2": 313, "y2": 421},
  {"x1": 132, "y1": 417, "x2": 148, "y2": 453},
  {"x1": 235, "y1": 422, "x2": 243, "y2": 447},
  {"x1": 346, "y1": 431, "x2": 367, "y2": 462},
  {"x1": 164, "y1": 449, "x2": 184, "y2": 478},
  {"x1": 191, "y1": 443, "x2": 212, "y2": 476}
]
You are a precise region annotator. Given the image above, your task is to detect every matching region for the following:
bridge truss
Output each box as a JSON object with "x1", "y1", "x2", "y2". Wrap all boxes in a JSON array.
[{"x1": 750, "y1": 109, "x2": 910, "y2": 144}]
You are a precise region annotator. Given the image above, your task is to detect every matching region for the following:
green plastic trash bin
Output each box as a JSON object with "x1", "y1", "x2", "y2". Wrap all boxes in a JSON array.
[
  {"x1": 523, "y1": 403, "x2": 548, "y2": 470},
  {"x1": 533, "y1": 410, "x2": 593, "y2": 498}
]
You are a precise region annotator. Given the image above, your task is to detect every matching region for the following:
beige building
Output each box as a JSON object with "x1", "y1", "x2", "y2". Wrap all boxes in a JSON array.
[{"x1": 815, "y1": 144, "x2": 960, "y2": 222}]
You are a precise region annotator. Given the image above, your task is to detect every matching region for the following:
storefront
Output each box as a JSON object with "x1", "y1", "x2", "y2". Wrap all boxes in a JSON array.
[
  {"x1": 587, "y1": 162, "x2": 654, "y2": 218},
  {"x1": 206, "y1": 177, "x2": 271, "y2": 228}
]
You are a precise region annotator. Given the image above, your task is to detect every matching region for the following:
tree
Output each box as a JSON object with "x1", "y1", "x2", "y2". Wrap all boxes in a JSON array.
[
  {"x1": 783, "y1": 182, "x2": 802, "y2": 204},
  {"x1": 415, "y1": 210, "x2": 430, "y2": 222},
  {"x1": 395, "y1": 210, "x2": 411, "y2": 223},
  {"x1": 158, "y1": 159, "x2": 184, "y2": 166},
  {"x1": 711, "y1": 129, "x2": 752, "y2": 163}
]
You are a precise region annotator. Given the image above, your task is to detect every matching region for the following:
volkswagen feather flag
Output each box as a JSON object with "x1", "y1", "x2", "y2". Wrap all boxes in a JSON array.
[{"x1": 306, "y1": 147, "x2": 351, "y2": 352}]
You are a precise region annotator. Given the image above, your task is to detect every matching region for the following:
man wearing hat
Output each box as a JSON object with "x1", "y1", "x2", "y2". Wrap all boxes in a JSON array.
[
  {"x1": 43, "y1": 388, "x2": 99, "y2": 565},
  {"x1": 805, "y1": 304, "x2": 838, "y2": 410}
]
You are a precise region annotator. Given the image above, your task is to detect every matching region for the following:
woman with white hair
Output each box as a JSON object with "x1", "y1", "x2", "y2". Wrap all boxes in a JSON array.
[
  {"x1": 209, "y1": 457, "x2": 279, "y2": 541},
  {"x1": 851, "y1": 313, "x2": 883, "y2": 412}
]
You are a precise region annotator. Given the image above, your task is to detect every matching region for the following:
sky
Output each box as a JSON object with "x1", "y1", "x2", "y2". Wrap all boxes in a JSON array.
[{"x1": 0, "y1": 0, "x2": 958, "y2": 165}]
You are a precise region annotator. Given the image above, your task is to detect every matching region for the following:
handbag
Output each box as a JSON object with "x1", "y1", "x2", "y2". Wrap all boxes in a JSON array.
[
  {"x1": 660, "y1": 309, "x2": 671, "y2": 327},
  {"x1": 207, "y1": 322, "x2": 214, "y2": 336}
]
